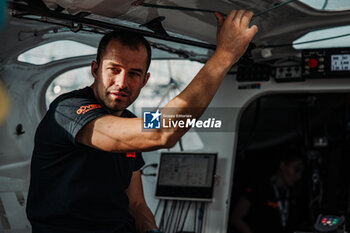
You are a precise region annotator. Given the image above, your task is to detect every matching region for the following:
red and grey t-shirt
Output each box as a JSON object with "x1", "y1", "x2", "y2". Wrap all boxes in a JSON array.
[{"x1": 26, "y1": 86, "x2": 144, "y2": 233}]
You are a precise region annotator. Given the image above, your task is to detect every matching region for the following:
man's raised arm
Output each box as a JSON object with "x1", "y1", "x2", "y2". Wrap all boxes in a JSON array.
[{"x1": 76, "y1": 10, "x2": 258, "y2": 152}]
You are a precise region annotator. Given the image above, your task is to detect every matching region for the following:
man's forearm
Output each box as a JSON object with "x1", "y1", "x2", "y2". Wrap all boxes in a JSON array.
[
  {"x1": 166, "y1": 51, "x2": 232, "y2": 110},
  {"x1": 129, "y1": 204, "x2": 158, "y2": 233},
  {"x1": 232, "y1": 218, "x2": 254, "y2": 233},
  {"x1": 159, "y1": 52, "x2": 233, "y2": 145},
  {"x1": 159, "y1": 10, "x2": 258, "y2": 146},
  {"x1": 165, "y1": 10, "x2": 257, "y2": 113}
]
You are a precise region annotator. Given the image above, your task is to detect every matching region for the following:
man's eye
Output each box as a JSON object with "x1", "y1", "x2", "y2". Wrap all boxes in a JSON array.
[
  {"x1": 129, "y1": 72, "x2": 141, "y2": 77},
  {"x1": 109, "y1": 67, "x2": 120, "y2": 73}
]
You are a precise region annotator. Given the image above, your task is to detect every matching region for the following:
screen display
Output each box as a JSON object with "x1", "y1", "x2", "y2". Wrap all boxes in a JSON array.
[
  {"x1": 155, "y1": 152, "x2": 217, "y2": 200},
  {"x1": 331, "y1": 54, "x2": 350, "y2": 71},
  {"x1": 158, "y1": 153, "x2": 216, "y2": 188}
]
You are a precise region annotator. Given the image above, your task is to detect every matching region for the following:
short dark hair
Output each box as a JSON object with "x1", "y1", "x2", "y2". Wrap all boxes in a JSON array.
[{"x1": 96, "y1": 31, "x2": 152, "y2": 71}]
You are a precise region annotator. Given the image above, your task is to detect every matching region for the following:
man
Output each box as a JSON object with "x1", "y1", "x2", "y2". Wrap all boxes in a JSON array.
[
  {"x1": 26, "y1": 10, "x2": 258, "y2": 233},
  {"x1": 231, "y1": 152, "x2": 306, "y2": 233}
]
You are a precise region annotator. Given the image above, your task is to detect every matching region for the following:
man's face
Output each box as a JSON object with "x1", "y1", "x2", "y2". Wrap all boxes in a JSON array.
[
  {"x1": 280, "y1": 160, "x2": 304, "y2": 187},
  {"x1": 91, "y1": 40, "x2": 150, "y2": 115}
]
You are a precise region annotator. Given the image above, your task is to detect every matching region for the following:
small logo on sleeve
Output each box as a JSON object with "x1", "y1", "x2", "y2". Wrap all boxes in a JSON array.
[
  {"x1": 126, "y1": 152, "x2": 136, "y2": 158},
  {"x1": 76, "y1": 104, "x2": 102, "y2": 115},
  {"x1": 143, "y1": 110, "x2": 161, "y2": 129}
]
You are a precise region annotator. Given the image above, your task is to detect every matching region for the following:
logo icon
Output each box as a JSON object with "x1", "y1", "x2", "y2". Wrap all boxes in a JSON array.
[
  {"x1": 143, "y1": 109, "x2": 161, "y2": 129},
  {"x1": 76, "y1": 104, "x2": 102, "y2": 115}
]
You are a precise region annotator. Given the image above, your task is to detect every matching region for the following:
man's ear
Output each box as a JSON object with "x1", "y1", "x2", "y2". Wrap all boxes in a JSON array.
[
  {"x1": 91, "y1": 61, "x2": 99, "y2": 79},
  {"x1": 142, "y1": 72, "x2": 150, "y2": 87}
]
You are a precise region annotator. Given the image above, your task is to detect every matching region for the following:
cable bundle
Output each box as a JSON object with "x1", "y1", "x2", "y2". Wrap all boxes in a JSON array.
[{"x1": 155, "y1": 200, "x2": 206, "y2": 233}]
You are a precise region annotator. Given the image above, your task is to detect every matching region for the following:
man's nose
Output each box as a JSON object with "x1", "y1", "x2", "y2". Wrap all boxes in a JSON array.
[{"x1": 114, "y1": 71, "x2": 127, "y2": 89}]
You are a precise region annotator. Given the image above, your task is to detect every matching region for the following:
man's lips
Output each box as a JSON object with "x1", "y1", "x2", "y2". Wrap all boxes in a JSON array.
[{"x1": 109, "y1": 91, "x2": 129, "y2": 99}]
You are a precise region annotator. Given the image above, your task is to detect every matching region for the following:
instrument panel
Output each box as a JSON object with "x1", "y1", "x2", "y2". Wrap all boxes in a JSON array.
[{"x1": 302, "y1": 47, "x2": 350, "y2": 78}]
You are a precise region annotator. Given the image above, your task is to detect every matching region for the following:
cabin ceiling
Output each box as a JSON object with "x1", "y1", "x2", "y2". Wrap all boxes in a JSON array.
[{"x1": 4, "y1": 0, "x2": 350, "y2": 62}]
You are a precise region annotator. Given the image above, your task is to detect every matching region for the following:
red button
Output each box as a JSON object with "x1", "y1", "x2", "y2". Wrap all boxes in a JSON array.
[{"x1": 308, "y1": 58, "x2": 318, "y2": 68}]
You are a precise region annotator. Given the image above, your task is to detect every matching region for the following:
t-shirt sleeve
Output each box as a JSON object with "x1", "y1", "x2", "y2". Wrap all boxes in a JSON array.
[
  {"x1": 54, "y1": 96, "x2": 108, "y2": 144},
  {"x1": 134, "y1": 152, "x2": 145, "y2": 171}
]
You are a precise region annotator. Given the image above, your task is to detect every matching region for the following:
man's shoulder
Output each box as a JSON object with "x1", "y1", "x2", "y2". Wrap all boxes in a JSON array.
[
  {"x1": 51, "y1": 86, "x2": 94, "y2": 105},
  {"x1": 37, "y1": 86, "x2": 104, "y2": 143},
  {"x1": 44, "y1": 86, "x2": 103, "y2": 123}
]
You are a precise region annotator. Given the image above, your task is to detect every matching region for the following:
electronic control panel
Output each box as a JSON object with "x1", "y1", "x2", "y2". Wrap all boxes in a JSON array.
[
  {"x1": 314, "y1": 214, "x2": 345, "y2": 232},
  {"x1": 302, "y1": 48, "x2": 350, "y2": 78},
  {"x1": 274, "y1": 65, "x2": 303, "y2": 82},
  {"x1": 155, "y1": 152, "x2": 217, "y2": 201}
]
